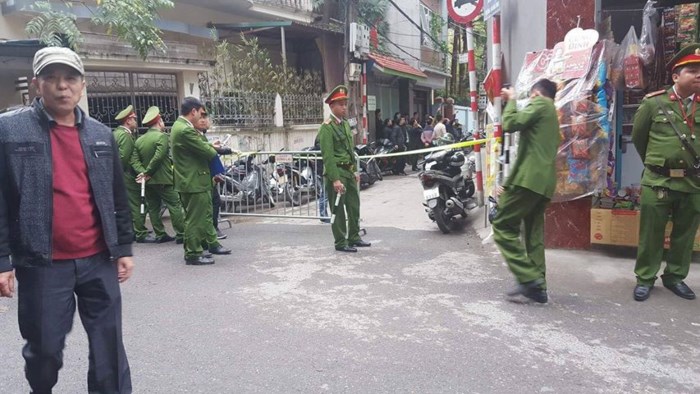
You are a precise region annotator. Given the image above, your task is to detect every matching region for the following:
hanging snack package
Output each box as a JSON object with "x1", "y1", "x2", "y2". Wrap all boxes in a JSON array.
[
  {"x1": 676, "y1": 3, "x2": 699, "y2": 47},
  {"x1": 639, "y1": 0, "x2": 659, "y2": 66},
  {"x1": 621, "y1": 26, "x2": 645, "y2": 89}
]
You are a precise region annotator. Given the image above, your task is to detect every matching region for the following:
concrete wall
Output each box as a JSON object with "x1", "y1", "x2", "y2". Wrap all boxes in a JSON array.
[
  {"x1": 487, "y1": 0, "x2": 547, "y2": 85},
  {"x1": 208, "y1": 125, "x2": 320, "y2": 153}
]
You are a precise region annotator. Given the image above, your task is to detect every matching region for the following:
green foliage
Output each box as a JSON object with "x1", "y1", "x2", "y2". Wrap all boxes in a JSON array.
[
  {"x1": 429, "y1": 13, "x2": 449, "y2": 54},
  {"x1": 201, "y1": 34, "x2": 324, "y2": 97},
  {"x1": 92, "y1": 0, "x2": 173, "y2": 59},
  {"x1": 25, "y1": 2, "x2": 82, "y2": 49},
  {"x1": 25, "y1": 0, "x2": 174, "y2": 60},
  {"x1": 357, "y1": 0, "x2": 388, "y2": 40}
]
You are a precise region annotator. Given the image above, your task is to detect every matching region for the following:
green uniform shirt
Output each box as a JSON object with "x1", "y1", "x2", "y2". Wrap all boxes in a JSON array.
[
  {"x1": 134, "y1": 127, "x2": 174, "y2": 185},
  {"x1": 113, "y1": 125, "x2": 146, "y2": 176},
  {"x1": 632, "y1": 88, "x2": 700, "y2": 193},
  {"x1": 502, "y1": 97, "x2": 561, "y2": 198},
  {"x1": 170, "y1": 117, "x2": 218, "y2": 193},
  {"x1": 318, "y1": 116, "x2": 355, "y2": 182}
]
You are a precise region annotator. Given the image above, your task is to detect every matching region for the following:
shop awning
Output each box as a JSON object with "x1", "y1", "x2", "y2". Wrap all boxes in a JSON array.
[{"x1": 369, "y1": 53, "x2": 427, "y2": 81}]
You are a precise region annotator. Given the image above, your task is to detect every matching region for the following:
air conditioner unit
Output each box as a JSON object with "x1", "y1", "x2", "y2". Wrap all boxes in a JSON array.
[
  {"x1": 348, "y1": 63, "x2": 362, "y2": 81},
  {"x1": 349, "y1": 22, "x2": 370, "y2": 57}
]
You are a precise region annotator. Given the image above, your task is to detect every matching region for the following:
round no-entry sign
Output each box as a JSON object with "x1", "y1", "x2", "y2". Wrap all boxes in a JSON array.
[{"x1": 447, "y1": 0, "x2": 483, "y2": 24}]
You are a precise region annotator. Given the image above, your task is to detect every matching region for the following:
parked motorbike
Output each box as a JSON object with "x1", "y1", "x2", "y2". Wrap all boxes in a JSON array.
[
  {"x1": 418, "y1": 147, "x2": 476, "y2": 234},
  {"x1": 222, "y1": 153, "x2": 276, "y2": 208},
  {"x1": 371, "y1": 138, "x2": 398, "y2": 175},
  {"x1": 283, "y1": 147, "x2": 323, "y2": 206},
  {"x1": 355, "y1": 144, "x2": 382, "y2": 189}
]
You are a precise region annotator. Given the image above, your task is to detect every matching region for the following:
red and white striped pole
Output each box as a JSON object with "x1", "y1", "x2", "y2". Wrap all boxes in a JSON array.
[
  {"x1": 362, "y1": 62, "x2": 368, "y2": 144},
  {"x1": 492, "y1": 15, "x2": 507, "y2": 182},
  {"x1": 466, "y1": 21, "x2": 483, "y2": 207}
]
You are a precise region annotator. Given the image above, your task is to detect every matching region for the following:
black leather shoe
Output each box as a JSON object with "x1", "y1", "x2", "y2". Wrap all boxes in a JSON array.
[
  {"x1": 208, "y1": 245, "x2": 232, "y2": 255},
  {"x1": 634, "y1": 284, "x2": 653, "y2": 301},
  {"x1": 155, "y1": 234, "x2": 175, "y2": 243},
  {"x1": 507, "y1": 279, "x2": 548, "y2": 304},
  {"x1": 335, "y1": 245, "x2": 357, "y2": 253},
  {"x1": 203, "y1": 252, "x2": 213, "y2": 258},
  {"x1": 136, "y1": 235, "x2": 157, "y2": 243},
  {"x1": 350, "y1": 239, "x2": 371, "y2": 247},
  {"x1": 320, "y1": 218, "x2": 331, "y2": 224},
  {"x1": 176, "y1": 238, "x2": 184, "y2": 244},
  {"x1": 185, "y1": 256, "x2": 215, "y2": 265},
  {"x1": 664, "y1": 281, "x2": 696, "y2": 300},
  {"x1": 216, "y1": 229, "x2": 228, "y2": 240}
]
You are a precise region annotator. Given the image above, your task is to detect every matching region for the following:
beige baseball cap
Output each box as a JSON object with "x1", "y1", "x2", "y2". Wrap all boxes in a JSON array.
[{"x1": 32, "y1": 47, "x2": 85, "y2": 76}]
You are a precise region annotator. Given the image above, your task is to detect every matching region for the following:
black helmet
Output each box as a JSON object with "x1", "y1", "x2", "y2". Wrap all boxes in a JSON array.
[{"x1": 449, "y1": 152, "x2": 465, "y2": 167}]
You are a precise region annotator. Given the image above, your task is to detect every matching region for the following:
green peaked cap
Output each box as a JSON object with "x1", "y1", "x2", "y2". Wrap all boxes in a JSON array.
[
  {"x1": 115, "y1": 104, "x2": 134, "y2": 121},
  {"x1": 668, "y1": 43, "x2": 700, "y2": 70},
  {"x1": 142, "y1": 106, "x2": 161, "y2": 126}
]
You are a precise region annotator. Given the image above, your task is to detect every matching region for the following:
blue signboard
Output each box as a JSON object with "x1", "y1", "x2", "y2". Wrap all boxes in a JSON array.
[{"x1": 484, "y1": 0, "x2": 500, "y2": 20}]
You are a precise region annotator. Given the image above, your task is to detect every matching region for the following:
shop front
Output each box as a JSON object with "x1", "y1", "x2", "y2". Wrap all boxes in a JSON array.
[{"x1": 491, "y1": 0, "x2": 700, "y2": 249}]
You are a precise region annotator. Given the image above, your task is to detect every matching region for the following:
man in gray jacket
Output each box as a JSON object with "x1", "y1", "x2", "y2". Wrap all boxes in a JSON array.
[{"x1": 0, "y1": 47, "x2": 133, "y2": 393}]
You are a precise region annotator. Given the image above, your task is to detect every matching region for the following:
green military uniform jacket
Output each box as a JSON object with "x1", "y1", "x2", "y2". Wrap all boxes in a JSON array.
[
  {"x1": 113, "y1": 125, "x2": 146, "y2": 176},
  {"x1": 632, "y1": 87, "x2": 700, "y2": 193},
  {"x1": 502, "y1": 97, "x2": 561, "y2": 198},
  {"x1": 134, "y1": 127, "x2": 174, "y2": 185},
  {"x1": 318, "y1": 115, "x2": 355, "y2": 182},
  {"x1": 170, "y1": 117, "x2": 217, "y2": 193}
]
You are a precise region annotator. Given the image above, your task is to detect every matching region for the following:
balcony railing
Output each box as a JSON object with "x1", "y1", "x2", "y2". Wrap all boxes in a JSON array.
[
  {"x1": 251, "y1": 0, "x2": 315, "y2": 13},
  {"x1": 79, "y1": 32, "x2": 212, "y2": 65}
]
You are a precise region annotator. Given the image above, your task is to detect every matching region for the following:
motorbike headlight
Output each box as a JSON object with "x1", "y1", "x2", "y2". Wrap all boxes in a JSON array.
[{"x1": 428, "y1": 199, "x2": 438, "y2": 208}]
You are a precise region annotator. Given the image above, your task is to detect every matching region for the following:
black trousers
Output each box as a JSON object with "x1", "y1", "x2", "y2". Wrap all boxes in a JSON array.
[
  {"x1": 212, "y1": 185, "x2": 221, "y2": 229},
  {"x1": 393, "y1": 145, "x2": 406, "y2": 174},
  {"x1": 15, "y1": 251, "x2": 131, "y2": 394}
]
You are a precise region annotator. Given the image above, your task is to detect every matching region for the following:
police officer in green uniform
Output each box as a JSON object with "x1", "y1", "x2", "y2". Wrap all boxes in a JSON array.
[
  {"x1": 113, "y1": 105, "x2": 155, "y2": 243},
  {"x1": 134, "y1": 106, "x2": 185, "y2": 244},
  {"x1": 171, "y1": 97, "x2": 231, "y2": 265},
  {"x1": 492, "y1": 79, "x2": 561, "y2": 304},
  {"x1": 632, "y1": 45, "x2": 700, "y2": 302},
  {"x1": 318, "y1": 85, "x2": 371, "y2": 252}
]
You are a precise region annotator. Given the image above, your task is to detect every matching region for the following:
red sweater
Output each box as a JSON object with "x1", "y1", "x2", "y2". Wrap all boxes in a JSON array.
[{"x1": 50, "y1": 124, "x2": 106, "y2": 259}]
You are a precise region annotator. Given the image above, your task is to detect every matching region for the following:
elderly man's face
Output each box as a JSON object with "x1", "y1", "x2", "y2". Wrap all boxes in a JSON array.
[{"x1": 33, "y1": 64, "x2": 84, "y2": 118}]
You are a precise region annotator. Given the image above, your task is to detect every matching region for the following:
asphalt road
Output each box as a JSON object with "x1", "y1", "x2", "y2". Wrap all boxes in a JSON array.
[{"x1": 1, "y1": 172, "x2": 699, "y2": 393}]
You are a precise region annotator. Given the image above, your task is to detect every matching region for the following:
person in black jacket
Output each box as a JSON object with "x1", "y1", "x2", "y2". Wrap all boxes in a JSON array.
[
  {"x1": 407, "y1": 118, "x2": 424, "y2": 171},
  {"x1": 0, "y1": 47, "x2": 133, "y2": 393},
  {"x1": 390, "y1": 116, "x2": 408, "y2": 175}
]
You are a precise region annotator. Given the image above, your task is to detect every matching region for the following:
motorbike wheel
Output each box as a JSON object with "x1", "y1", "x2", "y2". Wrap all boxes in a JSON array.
[
  {"x1": 285, "y1": 177, "x2": 302, "y2": 206},
  {"x1": 433, "y1": 200, "x2": 454, "y2": 234},
  {"x1": 464, "y1": 180, "x2": 475, "y2": 198}
]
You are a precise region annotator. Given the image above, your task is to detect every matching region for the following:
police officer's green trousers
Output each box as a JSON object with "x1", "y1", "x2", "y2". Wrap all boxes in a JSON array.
[
  {"x1": 145, "y1": 184, "x2": 185, "y2": 241},
  {"x1": 124, "y1": 176, "x2": 149, "y2": 240},
  {"x1": 635, "y1": 185, "x2": 700, "y2": 286},
  {"x1": 492, "y1": 185, "x2": 550, "y2": 288},
  {"x1": 179, "y1": 191, "x2": 220, "y2": 259},
  {"x1": 326, "y1": 170, "x2": 361, "y2": 248}
]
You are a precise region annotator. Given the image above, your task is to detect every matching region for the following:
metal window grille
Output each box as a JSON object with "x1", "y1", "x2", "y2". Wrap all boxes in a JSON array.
[
  {"x1": 282, "y1": 94, "x2": 324, "y2": 126},
  {"x1": 85, "y1": 71, "x2": 179, "y2": 131},
  {"x1": 205, "y1": 92, "x2": 276, "y2": 129}
]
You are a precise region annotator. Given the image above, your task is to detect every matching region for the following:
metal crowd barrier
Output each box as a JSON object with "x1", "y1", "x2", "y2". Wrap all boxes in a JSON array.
[{"x1": 216, "y1": 150, "x2": 327, "y2": 219}]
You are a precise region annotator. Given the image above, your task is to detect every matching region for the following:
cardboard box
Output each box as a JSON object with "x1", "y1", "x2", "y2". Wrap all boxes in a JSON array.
[
  {"x1": 590, "y1": 209, "x2": 639, "y2": 247},
  {"x1": 591, "y1": 208, "x2": 700, "y2": 250}
]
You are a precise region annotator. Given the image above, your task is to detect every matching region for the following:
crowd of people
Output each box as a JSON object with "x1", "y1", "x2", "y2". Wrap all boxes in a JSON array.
[{"x1": 373, "y1": 109, "x2": 465, "y2": 174}]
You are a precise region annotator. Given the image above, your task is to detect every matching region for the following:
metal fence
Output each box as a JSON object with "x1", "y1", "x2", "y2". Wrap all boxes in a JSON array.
[
  {"x1": 281, "y1": 94, "x2": 324, "y2": 126},
  {"x1": 206, "y1": 93, "x2": 276, "y2": 129},
  {"x1": 216, "y1": 150, "x2": 327, "y2": 220}
]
